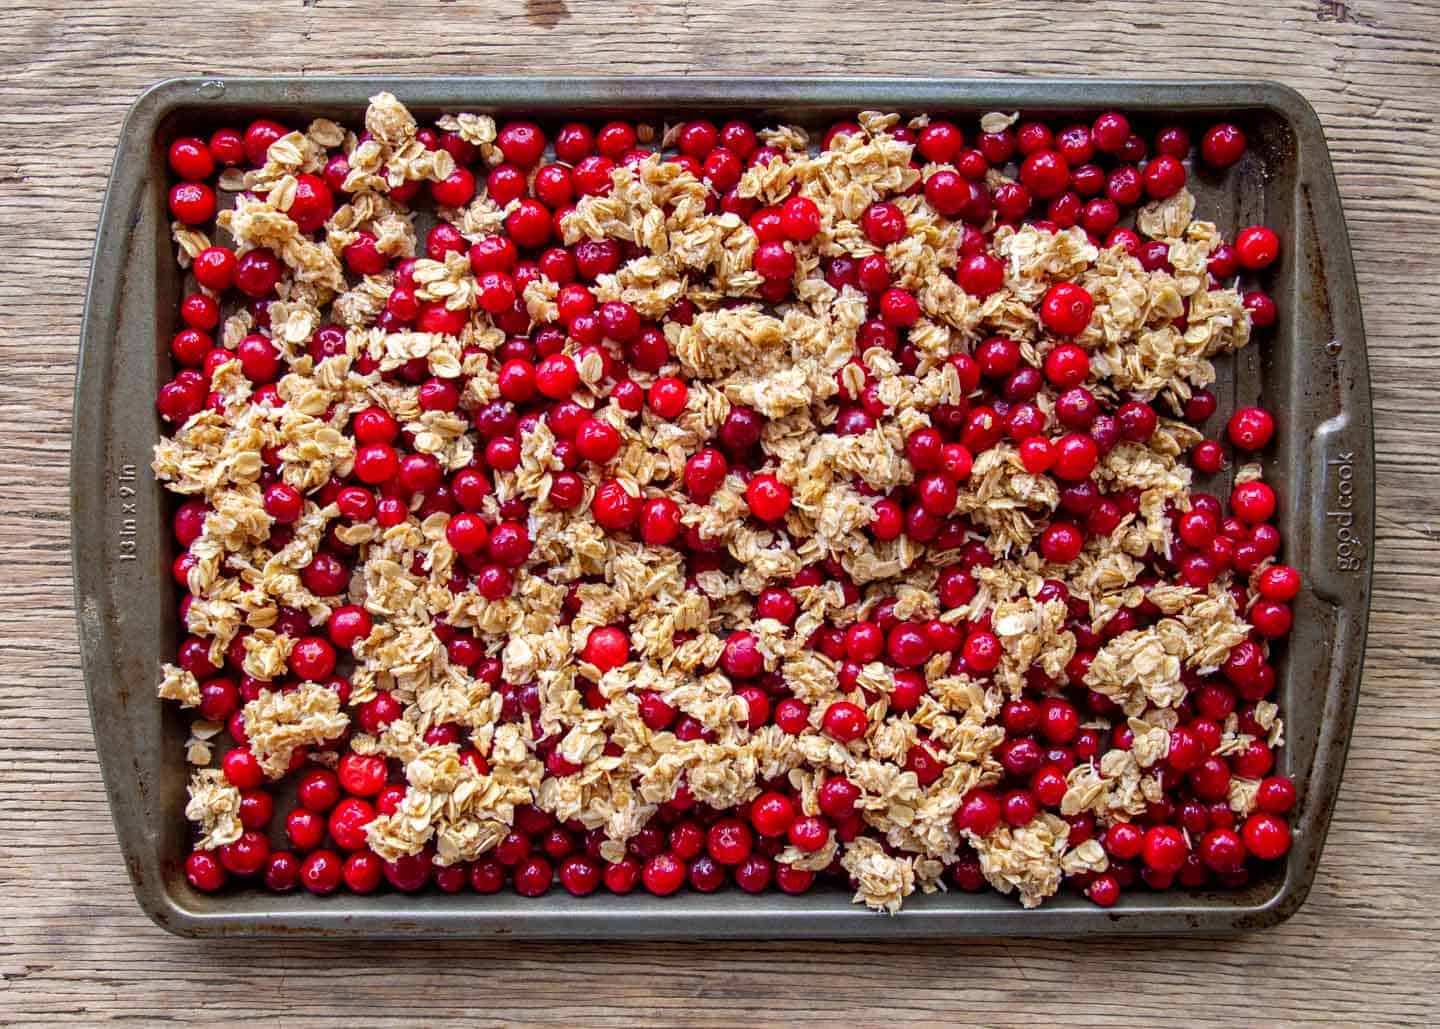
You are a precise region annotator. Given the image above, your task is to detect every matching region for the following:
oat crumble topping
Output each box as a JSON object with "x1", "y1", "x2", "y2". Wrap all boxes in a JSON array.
[{"x1": 157, "y1": 97, "x2": 1295, "y2": 911}]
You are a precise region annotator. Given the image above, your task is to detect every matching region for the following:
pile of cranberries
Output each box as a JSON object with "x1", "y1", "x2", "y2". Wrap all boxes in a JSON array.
[{"x1": 166, "y1": 103, "x2": 1299, "y2": 911}]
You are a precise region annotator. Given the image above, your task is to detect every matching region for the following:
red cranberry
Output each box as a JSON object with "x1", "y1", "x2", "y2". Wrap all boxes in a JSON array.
[
  {"x1": 822, "y1": 701, "x2": 868, "y2": 743},
  {"x1": 1099, "y1": 823, "x2": 1142, "y2": 863},
  {"x1": 293, "y1": 770, "x2": 340, "y2": 816},
  {"x1": 646, "y1": 376, "x2": 688, "y2": 420},
  {"x1": 746, "y1": 474, "x2": 792, "y2": 522},
  {"x1": 1206, "y1": 243, "x2": 1240, "y2": 280},
  {"x1": 1019, "y1": 149, "x2": 1070, "y2": 199},
  {"x1": 1190, "y1": 440, "x2": 1226, "y2": 475},
  {"x1": 961, "y1": 630, "x2": 1001, "y2": 674},
  {"x1": 640, "y1": 852, "x2": 686, "y2": 896},
  {"x1": 774, "y1": 863, "x2": 815, "y2": 895},
  {"x1": 1242, "y1": 813, "x2": 1291, "y2": 860},
  {"x1": 1031, "y1": 765, "x2": 1068, "y2": 807},
  {"x1": 1040, "y1": 282, "x2": 1094, "y2": 336},
  {"x1": 1233, "y1": 739, "x2": 1276, "y2": 780},
  {"x1": 999, "y1": 737, "x2": 1044, "y2": 779},
  {"x1": 674, "y1": 854, "x2": 720, "y2": 893},
  {"x1": 749, "y1": 792, "x2": 796, "y2": 838},
  {"x1": 218, "y1": 830, "x2": 270, "y2": 877},
  {"x1": 509, "y1": 855, "x2": 552, "y2": 897},
  {"x1": 337, "y1": 752, "x2": 387, "y2": 797},
  {"x1": 193, "y1": 249, "x2": 240, "y2": 296},
  {"x1": 186, "y1": 850, "x2": 228, "y2": 892},
  {"x1": 1086, "y1": 873, "x2": 1120, "y2": 907},
  {"x1": 1228, "y1": 407, "x2": 1275, "y2": 451},
  {"x1": 288, "y1": 635, "x2": 335, "y2": 681},
  {"x1": 1116, "y1": 400, "x2": 1158, "y2": 442},
  {"x1": 328, "y1": 797, "x2": 376, "y2": 851},
  {"x1": 956, "y1": 253, "x2": 1005, "y2": 297},
  {"x1": 1028, "y1": 441, "x2": 1062, "y2": 481},
  {"x1": 991, "y1": 181, "x2": 1032, "y2": 221},
  {"x1": 1140, "y1": 825, "x2": 1187, "y2": 873},
  {"x1": 169, "y1": 135, "x2": 218, "y2": 181},
  {"x1": 1117, "y1": 133, "x2": 1149, "y2": 162},
  {"x1": 1052, "y1": 433, "x2": 1099, "y2": 481},
  {"x1": 581, "y1": 626, "x2": 630, "y2": 672},
  {"x1": 262, "y1": 849, "x2": 299, "y2": 892},
  {"x1": 205, "y1": 127, "x2": 245, "y2": 167},
  {"x1": 721, "y1": 630, "x2": 766, "y2": 680},
  {"x1": 734, "y1": 854, "x2": 773, "y2": 894},
  {"x1": 1201, "y1": 123, "x2": 1247, "y2": 168},
  {"x1": 459, "y1": 857, "x2": 504, "y2": 894},
  {"x1": 168, "y1": 181, "x2": 217, "y2": 225},
  {"x1": 1142, "y1": 154, "x2": 1186, "y2": 198},
  {"x1": 221, "y1": 746, "x2": 265, "y2": 790},
  {"x1": 1106, "y1": 166, "x2": 1143, "y2": 207},
  {"x1": 234, "y1": 250, "x2": 283, "y2": 301},
  {"x1": 1189, "y1": 756, "x2": 1232, "y2": 803},
  {"x1": 433, "y1": 863, "x2": 467, "y2": 893},
  {"x1": 1244, "y1": 290, "x2": 1278, "y2": 328},
  {"x1": 1092, "y1": 112, "x2": 1130, "y2": 153},
  {"x1": 1258, "y1": 776, "x2": 1297, "y2": 814},
  {"x1": 780, "y1": 814, "x2": 826, "y2": 853},
  {"x1": 680, "y1": 449, "x2": 728, "y2": 502},
  {"x1": 860, "y1": 201, "x2": 907, "y2": 245},
  {"x1": 776, "y1": 195, "x2": 821, "y2": 241},
  {"x1": 1257, "y1": 565, "x2": 1302, "y2": 602},
  {"x1": 381, "y1": 849, "x2": 434, "y2": 893},
  {"x1": 1039, "y1": 521, "x2": 1084, "y2": 563},
  {"x1": 285, "y1": 173, "x2": 334, "y2": 232},
  {"x1": 1043, "y1": 343, "x2": 1089, "y2": 388},
  {"x1": 1055, "y1": 123, "x2": 1095, "y2": 165},
  {"x1": 298, "y1": 848, "x2": 343, "y2": 894},
  {"x1": 975, "y1": 126, "x2": 1014, "y2": 162},
  {"x1": 954, "y1": 789, "x2": 1001, "y2": 836},
  {"x1": 1236, "y1": 226, "x2": 1280, "y2": 270},
  {"x1": 806, "y1": 781, "x2": 855, "y2": 825},
  {"x1": 1194, "y1": 827, "x2": 1243, "y2": 873},
  {"x1": 1231, "y1": 480, "x2": 1277, "y2": 523},
  {"x1": 856, "y1": 253, "x2": 892, "y2": 294},
  {"x1": 718, "y1": 120, "x2": 758, "y2": 159},
  {"x1": 924, "y1": 169, "x2": 973, "y2": 217},
  {"x1": 197, "y1": 677, "x2": 240, "y2": 722}
]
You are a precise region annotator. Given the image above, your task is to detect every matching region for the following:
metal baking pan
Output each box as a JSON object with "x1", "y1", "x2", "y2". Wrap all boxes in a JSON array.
[{"x1": 72, "y1": 76, "x2": 1373, "y2": 938}]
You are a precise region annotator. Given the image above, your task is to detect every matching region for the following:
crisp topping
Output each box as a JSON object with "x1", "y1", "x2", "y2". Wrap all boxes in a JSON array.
[{"x1": 156, "y1": 94, "x2": 1284, "y2": 913}]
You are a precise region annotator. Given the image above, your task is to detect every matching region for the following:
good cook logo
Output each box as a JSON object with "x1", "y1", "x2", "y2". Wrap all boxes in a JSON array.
[{"x1": 1326, "y1": 452, "x2": 1363, "y2": 572}]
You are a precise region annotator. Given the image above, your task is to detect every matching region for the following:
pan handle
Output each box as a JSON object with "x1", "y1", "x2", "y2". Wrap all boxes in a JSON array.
[
  {"x1": 1260, "y1": 81, "x2": 1373, "y2": 926},
  {"x1": 72, "y1": 78, "x2": 203, "y2": 934}
]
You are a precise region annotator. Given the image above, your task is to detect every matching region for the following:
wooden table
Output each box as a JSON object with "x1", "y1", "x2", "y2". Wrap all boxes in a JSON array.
[{"x1": 3, "y1": 1, "x2": 1437, "y2": 1024}]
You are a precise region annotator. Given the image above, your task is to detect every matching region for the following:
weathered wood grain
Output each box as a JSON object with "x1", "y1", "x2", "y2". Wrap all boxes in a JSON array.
[{"x1": 2, "y1": 0, "x2": 1438, "y2": 1024}]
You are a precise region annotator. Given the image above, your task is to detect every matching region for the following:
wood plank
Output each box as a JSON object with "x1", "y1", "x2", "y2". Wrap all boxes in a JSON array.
[{"x1": 1, "y1": 0, "x2": 1437, "y2": 1023}]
